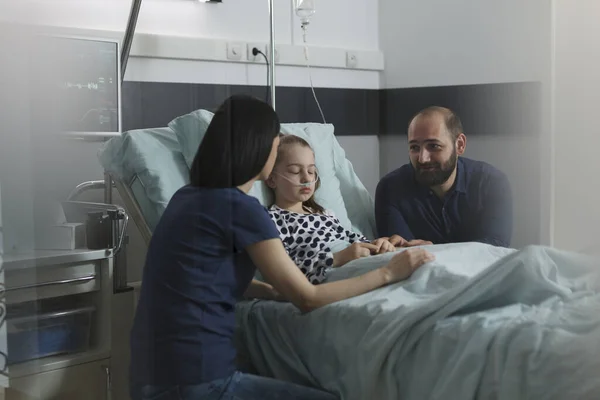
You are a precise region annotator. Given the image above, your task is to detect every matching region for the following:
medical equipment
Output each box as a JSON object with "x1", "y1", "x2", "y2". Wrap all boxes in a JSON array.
[
  {"x1": 33, "y1": 35, "x2": 122, "y2": 139},
  {"x1": 294, "y1": 0, "x2": 316, "y2": 28},
  {"x1": 275, "y1": 172, "x2": 320, "y2": 188},
  {"x1": 293, "y1": 0, "x2": 326, "y2": 124}
]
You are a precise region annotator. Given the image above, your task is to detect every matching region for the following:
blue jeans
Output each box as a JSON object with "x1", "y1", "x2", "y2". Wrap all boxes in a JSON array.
[{"x1": 131, "y1": 371, "x2": 339, "y2": 400}]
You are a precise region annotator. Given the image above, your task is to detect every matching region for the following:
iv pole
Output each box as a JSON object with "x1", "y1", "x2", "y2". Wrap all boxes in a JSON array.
[
  {"x1": 103, "y1": 0, "x2": 142, "y2": 205},
  {"x1": 268, "y1": 0, "x2": 276, "y2": 110},
  {"x1": 121, "y1": 0, "x2": 143, "y2": 81},
  {"x1": 109, "y1": 0, "x2": 277, "y2": 200},
  {"x1": 120, "y1": 0, "x2": 276, "y2": 111}
]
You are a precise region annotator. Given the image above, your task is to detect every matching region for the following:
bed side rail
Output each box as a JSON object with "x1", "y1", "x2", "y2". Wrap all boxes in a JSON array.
[{"x1": 111, "y1": 175, "x2": 153, "y2": 247}]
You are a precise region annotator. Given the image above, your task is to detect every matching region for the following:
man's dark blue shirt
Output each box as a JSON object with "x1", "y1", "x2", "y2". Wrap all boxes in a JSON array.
[{"x1": 375, "y1": 157, "x2": 513, "y2": 247}]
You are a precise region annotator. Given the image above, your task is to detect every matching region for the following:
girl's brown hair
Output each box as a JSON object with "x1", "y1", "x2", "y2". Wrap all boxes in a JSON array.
[{"x1": 272, "y1": 134, "x2": 326, "y2": 214}]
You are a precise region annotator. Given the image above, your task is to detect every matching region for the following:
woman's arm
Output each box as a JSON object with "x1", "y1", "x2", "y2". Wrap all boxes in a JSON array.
[{"x1": 246, "y1": 239, "x2": 434, "y2": 313}]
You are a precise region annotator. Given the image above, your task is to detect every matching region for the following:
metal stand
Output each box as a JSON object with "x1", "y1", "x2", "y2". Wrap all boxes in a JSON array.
[
  {"x1": 121, "y1": 0, "x2": 143, "y2": 83},
  {"x1": 269, "y1": 0, "x2": 276, "y2": 110}
]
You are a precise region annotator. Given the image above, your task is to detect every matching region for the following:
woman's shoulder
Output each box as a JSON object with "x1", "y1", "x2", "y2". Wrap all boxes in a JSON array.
[{"x1": 174, "y1": 186, "x2": 266, "y2": 215}]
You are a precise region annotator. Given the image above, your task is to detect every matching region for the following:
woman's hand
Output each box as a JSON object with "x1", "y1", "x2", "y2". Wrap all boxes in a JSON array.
[
  {"x1": 382, "y1": 248, "x2": 435, "y2": 283},
  {"x1": 243, "y1": 279, "x2": 286, "y2": 301},
  {"x1": 269, "y1": 287, "x2": 288, "y2": 302},
  {"x1": 248, "y1": 239, "x2": 432, "y2": 314},
  {"x1": 333, "y1": 242, "x2": 379, "y2": 267},
  {"x1": 370, "y1": 238, "x2": 396, "y2": 254}
]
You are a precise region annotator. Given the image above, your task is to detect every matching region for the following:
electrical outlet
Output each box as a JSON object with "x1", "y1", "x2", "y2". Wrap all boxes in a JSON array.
[
  {"x1": 247, "y1": 43, "x2": 266, "y2": 62},
  {"x1": 226, "y1": 42, "x2": 243, "y2": 61},
  {"x1": 269, "y1": 46, "x2": 281, "y2": 63},
  {"x1": 346, "y1": 51, "x2": 358, "y2": 68}
]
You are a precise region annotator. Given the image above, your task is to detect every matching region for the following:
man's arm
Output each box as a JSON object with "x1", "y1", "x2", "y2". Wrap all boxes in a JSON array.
[
  {"x1": 374, "y1": 177, "x2": 415, "y2": 240},
  {"x1": 474, "y1": 172, "x2": 513, "y2": 247}
]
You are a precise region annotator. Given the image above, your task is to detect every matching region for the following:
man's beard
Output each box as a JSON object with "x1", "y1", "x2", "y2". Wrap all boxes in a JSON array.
[{"x1": 414, "y1": 150, "x2": 457, "y2": 187}]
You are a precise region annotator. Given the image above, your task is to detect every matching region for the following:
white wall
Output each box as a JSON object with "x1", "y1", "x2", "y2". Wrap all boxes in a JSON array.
[
  {"x1": 379, "y1": 0, "x2": 550, "y2": 88},
  {"x1": 0, "y1": 0, "x2": 382, "y2": 90},
  {"x1": 3, "y1": 0, "x2": 379, "y2": 49},
  {"x1": 552, "y1": 0, "x2": 600, "y2": 254}
]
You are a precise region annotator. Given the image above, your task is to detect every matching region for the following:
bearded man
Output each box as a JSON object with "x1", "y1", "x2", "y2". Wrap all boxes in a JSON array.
[{"x1": 375, "y1": 106, "x2": 513, "y2": 248}]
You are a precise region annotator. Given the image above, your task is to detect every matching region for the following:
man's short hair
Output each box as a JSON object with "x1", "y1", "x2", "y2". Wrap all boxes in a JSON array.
[{"x1": 410, "y1": 106, "x2": 464, "y2": 141}]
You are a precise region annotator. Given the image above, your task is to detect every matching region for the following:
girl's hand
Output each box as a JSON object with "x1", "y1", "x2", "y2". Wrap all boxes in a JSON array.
[
  {"x1": 333, "y1": 242, "x2": 379, "y2": 267},
  {"x1": 371, "y1": 238, "x2": 396, "y2": 254}
]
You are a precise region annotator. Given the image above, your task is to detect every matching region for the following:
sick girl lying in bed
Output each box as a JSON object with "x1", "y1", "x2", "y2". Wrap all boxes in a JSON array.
[{"x1": 267, "y1": 134, "x2": 415, "y2": 284}]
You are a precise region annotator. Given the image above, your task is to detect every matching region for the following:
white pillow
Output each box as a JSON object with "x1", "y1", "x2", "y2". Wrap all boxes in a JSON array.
[{"x1": 168, "y1": 111, "x2": 353, "y2": 230}]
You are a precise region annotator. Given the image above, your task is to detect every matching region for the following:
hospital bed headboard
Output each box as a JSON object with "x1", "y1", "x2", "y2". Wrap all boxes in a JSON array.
[{"x1": 97, "y1": 111, "x2": 377, "y2": 245}]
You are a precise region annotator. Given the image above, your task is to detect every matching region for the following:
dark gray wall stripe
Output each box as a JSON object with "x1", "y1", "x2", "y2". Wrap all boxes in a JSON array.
[
  {"x1": 122, "y1": 81, "x2": 541, "y2": 137},
  {"x1": 380, "y1": 81, "x2": 543, "y2": 137}
]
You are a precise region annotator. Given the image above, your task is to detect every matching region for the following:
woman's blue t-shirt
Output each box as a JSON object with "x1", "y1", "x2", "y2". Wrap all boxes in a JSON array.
[{"x1": 129, "y1": 185, "x2": 280, "y2": 385}]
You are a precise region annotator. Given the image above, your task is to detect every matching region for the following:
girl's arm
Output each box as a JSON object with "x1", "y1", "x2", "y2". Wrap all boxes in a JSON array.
[
  {"x1": 333, "y1": 216, "x2": 394, "y2": 253},
  {"x1": 324, "y1": 210, "x2": 370, "y2": 244},
  {"x1": 287, "y1": 243, "x2": 336, "y2": 284},
  {"x1": 270, "y1": 209, "x2": 334, "y2": 284}
]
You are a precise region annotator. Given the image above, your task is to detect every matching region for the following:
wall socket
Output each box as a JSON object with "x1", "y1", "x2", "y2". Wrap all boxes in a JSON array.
[
  {"x1": 226, "y1": 42, "x2": 243, "y2": 61},
  {"x1": 247, "y1": 43, "x2": 266, "y2": 62},
  {"x1": 346, "y1": 51, "x2": 358, "y2": 68},
  {"x1": 267, "y1": 46, "x2": 280, "y2": 63}
]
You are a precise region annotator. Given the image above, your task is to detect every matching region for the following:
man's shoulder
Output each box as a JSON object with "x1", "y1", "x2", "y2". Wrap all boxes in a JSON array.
[
  {"x1": 461, "y1": 157, "x2": 508, "y2": 181},
  {"x1": 376, "y1": 164, "x2": 418, "y2": 204},
  {"x1": 379, "y1": 164, "x2": 414, "y2": 187}
]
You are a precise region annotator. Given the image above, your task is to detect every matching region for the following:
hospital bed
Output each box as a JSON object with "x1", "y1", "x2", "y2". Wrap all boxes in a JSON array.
[{"x1": 97, "y1": 108, "x2": 600, "y2": 400}]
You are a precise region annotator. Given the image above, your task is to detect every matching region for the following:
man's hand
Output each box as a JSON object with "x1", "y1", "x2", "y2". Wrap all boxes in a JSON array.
[
  {"x1": 402, "y1": 239, "x2": 433, "y2": 247},
  {"x1": 370, "y1": 238, "x2": 396, "y2": 254},
  {"x1": 382, "y1": 234, "x2": 408, "y2": 247},
  {"x1": 378, "y1": 235, "x2": 433, "y2": 248}
]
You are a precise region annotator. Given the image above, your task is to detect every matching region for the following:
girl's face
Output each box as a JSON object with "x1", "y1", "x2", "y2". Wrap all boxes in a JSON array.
[{"x1": 268, "y1": 144, "x2": 319, "y2": 205}]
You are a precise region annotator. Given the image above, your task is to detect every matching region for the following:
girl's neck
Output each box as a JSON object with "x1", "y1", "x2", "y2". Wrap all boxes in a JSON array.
[{"x1": 275, "y1": 199, "x2": 306, "y2": 214}]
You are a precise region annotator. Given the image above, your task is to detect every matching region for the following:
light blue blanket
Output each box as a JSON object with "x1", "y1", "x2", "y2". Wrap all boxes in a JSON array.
[{"x1": 236, "y1": 243, "x2": 600, "y2": 400}]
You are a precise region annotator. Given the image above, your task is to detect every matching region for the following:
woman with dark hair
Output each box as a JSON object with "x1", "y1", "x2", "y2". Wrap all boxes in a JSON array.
[{"x1": 130, "y1": 95, "x2": 435, "y2": 400}]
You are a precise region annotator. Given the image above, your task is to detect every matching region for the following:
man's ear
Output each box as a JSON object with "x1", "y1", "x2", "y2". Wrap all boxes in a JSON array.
[{"x1": 455, "y1": 133, "x2": 467, "y2": 155}]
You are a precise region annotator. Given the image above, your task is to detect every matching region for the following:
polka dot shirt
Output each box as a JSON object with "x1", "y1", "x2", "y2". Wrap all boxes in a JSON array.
[{"x1": 268, "y1": 205, "x2": 369, "y2": 284}]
